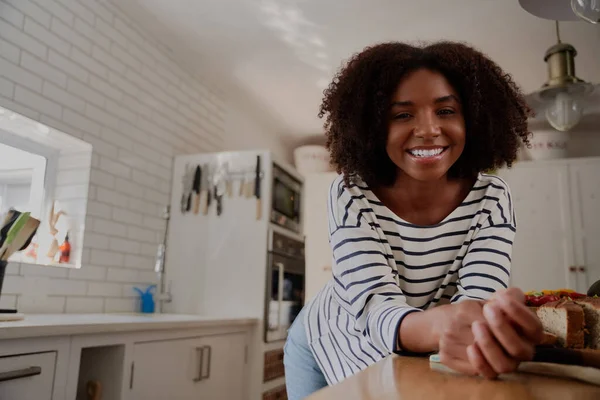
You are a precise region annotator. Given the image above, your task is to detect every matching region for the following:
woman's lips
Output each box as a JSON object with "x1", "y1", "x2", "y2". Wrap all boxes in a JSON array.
[{"x1": 406, "y1": 146, "x2": 449, "y2": 163}]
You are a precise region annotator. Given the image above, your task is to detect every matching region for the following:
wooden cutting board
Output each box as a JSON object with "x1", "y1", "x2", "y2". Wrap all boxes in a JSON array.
[{"x1": 518, "y1": 362, "x2": 600, "y2": 386}]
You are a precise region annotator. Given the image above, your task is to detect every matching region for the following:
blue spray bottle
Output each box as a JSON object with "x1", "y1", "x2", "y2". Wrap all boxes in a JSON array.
[{"x1": 133, "y1": 285, "x2": 156, "y2": 313}]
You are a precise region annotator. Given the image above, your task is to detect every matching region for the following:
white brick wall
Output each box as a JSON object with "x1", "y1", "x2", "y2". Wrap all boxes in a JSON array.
[{"x1": 0, "y1": 0, "x2": 233, "y2": 313}]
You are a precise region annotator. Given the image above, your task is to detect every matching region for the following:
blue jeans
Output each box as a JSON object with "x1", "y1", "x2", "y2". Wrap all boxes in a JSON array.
[{"x1": 283, "y1": 308, "x2": 328, "y2": 399}]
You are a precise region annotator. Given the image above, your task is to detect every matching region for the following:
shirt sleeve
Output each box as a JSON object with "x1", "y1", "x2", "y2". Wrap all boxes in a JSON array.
[
  {"x1": 328, "y1": 178, "x2": 421, "y2": 354},
  {"x1": 452, "y1": 181, "x2": 515, "y2": 303}
]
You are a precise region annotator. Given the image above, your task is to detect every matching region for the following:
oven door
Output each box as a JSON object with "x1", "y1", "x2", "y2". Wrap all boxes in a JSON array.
[{"x1": 264, "y1": 252, "x2": 305, "y2": 342}]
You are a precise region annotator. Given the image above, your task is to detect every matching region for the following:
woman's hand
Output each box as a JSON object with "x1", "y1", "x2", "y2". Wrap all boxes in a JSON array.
[
  {"x1": 438, "y1": 288, "x2": 543, "y2": 379},
  {"x1": 437, "y1": 300, "x2": 486, "y2": 376},
  {"x1": 469, "y1": 287, "x2": 543, "y2": 378}
]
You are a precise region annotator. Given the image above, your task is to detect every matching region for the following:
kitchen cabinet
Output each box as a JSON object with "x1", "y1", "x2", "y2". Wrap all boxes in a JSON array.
[
  {"x1": 0, "y1": 351, "x2": 56, "y2": 400},
  {"x1": 130, "y1": 332, "x2": 247, "y2": 400},
  {"x1": 303, "y1": 172, "x2": 337, "y2": 301},
  {"x1": 0, "y1": 314, "x2": 255, "y2": 400},
  {"x1": 567, "y1": 159, "x2": 600, "y2": 292},
  {"x1": 497, "y1": 162, "x2": 576, "y2": 291},
  {"x1": 494, "y1": 158, "x2": 600, "y2": 292}
]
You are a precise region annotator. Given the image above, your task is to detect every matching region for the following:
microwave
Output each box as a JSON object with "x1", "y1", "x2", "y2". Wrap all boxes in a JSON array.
[{"x1": 271, "y1": 164, "x2": 302, "y2": 234}]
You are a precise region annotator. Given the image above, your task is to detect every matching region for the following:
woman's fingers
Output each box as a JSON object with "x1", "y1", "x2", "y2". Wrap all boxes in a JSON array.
[
  {"x1": 467, "y1": 343, "x2": 497, "y2": 379},
  {"x1": 482, "y1": 302, "x2": 535, "y2": 361},
  {"x1": 439, "y1": 352, "x2": 478, "y2": 376},
  {"x1": 472, "y1": 321, "x2": 519, "y2": 375},
  {"x1": 493, "y1": 293, "x2": 543, "y2": 344}
]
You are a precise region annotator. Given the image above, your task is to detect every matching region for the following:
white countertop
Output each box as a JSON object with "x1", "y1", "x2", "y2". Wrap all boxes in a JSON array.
[{"x1": 0, "y1": 313, "x2": 258, "y2": 340}]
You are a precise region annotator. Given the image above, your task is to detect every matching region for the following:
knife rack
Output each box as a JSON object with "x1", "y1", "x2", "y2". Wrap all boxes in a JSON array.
[{"x1": 179, "y1": 162, "x2": 264, "y2": 217}]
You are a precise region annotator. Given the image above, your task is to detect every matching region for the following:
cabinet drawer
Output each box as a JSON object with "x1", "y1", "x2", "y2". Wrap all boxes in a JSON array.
[
  {"x1": 264, "y1": 349, "x2": 285, "y2": 382},
  {"x1": 0, "y1": 352, "x2": 56, "y2": 400},
  {"x1": 263, "y1": 384, "x2": 287, "y2": 400}
]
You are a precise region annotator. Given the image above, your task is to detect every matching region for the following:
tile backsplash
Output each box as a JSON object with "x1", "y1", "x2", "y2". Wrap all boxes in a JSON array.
[{"x1": 0, "y1": 0, "x2": 228, "y2": 313}]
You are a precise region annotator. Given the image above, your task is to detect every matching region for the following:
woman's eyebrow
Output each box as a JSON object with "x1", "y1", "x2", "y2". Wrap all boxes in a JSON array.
[
  {"x1": 390, "y1": 100, "x2": 413, "y2": 107},
  {"x1": 434, "y1": 95, "x2": 460, "y2": 104},
  {"x1": 390, "y1": 95, "x2": 460, "y2": 108}
]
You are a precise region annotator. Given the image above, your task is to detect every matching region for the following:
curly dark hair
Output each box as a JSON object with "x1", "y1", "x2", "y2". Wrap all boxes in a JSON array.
[{"x1": 319, "y1": 41, "x2": 532, "y2": 187}]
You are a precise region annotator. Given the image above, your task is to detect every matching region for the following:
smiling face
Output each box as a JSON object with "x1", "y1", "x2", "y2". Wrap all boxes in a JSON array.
[{"x1": 386, "y1": 68, "x2": 466, "y2": 183}]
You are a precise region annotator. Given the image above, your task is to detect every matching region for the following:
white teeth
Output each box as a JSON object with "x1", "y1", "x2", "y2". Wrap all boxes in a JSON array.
[{"x1": 409, "y1": 148, "x2": 444, "y2": 157}]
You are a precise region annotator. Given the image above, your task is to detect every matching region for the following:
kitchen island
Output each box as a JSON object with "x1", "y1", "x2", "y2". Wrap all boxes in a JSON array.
[{"x1": 308, "y1": 355, "x2": 600, "y2": 400}]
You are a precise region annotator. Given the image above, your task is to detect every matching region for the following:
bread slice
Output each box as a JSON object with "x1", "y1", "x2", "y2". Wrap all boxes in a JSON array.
[
  {"x1": 536, "y1": 299, "x2": 585, "y2": 349},
  {"x1": 540, "y1": 331, "x2": 559, "y2": 347},
  {"x1": 575, "y1": 298, "x2": 600, "y2": 349}
]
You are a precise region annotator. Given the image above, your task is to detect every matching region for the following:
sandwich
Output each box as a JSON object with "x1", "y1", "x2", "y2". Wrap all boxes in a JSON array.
[{"x1": 527, "y1": 290, "x2": 600, "y2": 350}]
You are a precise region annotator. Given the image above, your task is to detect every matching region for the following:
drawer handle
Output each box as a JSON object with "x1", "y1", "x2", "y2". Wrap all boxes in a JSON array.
[
  {"x1": 193, "y1": 347, "x2": 204, "y2": 382},
  {"x1": 201, "y1": 345, "x2": 212, "y2": 380},
  {"x1": 0, "y1": 366, "x2": 42, "y2": 382}
]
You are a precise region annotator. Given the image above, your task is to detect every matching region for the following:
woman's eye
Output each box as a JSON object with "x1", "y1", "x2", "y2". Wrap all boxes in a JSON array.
[
  {"x1": 437, "y1": 109, "x2": 455, "y2": 116},
  {"x1": 393, "y1": 113, "x2": 412, "y2": 120}
]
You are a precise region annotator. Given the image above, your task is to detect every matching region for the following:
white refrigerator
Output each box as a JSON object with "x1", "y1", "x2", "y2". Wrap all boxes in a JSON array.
[{"x1": 164, "y1": 149, "x2": 305, "y2": 399}]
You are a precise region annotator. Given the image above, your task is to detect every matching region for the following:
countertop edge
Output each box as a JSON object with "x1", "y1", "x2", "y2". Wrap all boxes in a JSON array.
[{"x1": 0, "y1": 315, "x2": 258, "y2": 340}]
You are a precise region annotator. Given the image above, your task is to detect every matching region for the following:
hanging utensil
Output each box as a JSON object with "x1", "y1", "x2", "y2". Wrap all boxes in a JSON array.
[
  {"x1": 181, "y1": 164, "x2": 194, "y2": 213},
  {"x1": 224, "y1": 163, "x2": 233, "y2": 197},
  {"x1": 180, "y1": 163, "x2": 190, "y2": 213},
  {"x1": 192, "y1": 165, "x2": 202, "y2": 215},
  {"x1": 238, "y1": 175, "x2": 246, "y2": 197},
  {"x1": 245, "y1": 171, "x2": 254, "y2": 198},
  {"x1": 202, "y1": 164, "x2": 211, "y2": 215},
  {"x1": 255, "y1": 155, "x2": 262, "y2": 220},
  {"x1": 185, "y1": 165, "x2": 193, "y2": 213},
  {"x1": 213, "y1": 168, "x2": 225, "y2": 216}
]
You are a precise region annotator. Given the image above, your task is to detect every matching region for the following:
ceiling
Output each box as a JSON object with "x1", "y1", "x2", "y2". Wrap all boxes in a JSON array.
[{"x1": 115, "y1": 0, "x2": 600, "y2": 145}]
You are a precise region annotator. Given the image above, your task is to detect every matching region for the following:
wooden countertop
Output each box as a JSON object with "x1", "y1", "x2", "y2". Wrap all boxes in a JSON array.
[{"x1": 308, "y1": 356, "x2": 600, "y2": 400}]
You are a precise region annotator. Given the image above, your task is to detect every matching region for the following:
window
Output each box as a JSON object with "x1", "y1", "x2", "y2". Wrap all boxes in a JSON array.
[
  {"x1": 0, "y1": 142, "x2": 48, "y2": 219},
  {"x1": 0, "y1": 106, "x2": 92, "y2": 268}
]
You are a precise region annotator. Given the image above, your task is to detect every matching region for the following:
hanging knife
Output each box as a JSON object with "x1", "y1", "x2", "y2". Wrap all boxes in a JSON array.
[
  {"x1": 255, "y1": 155, "x2": 262, "y2": 220},
  {"x1": 215, "y1": 181, "x2": 223, "y2": 216},
  {"x1": 182, "y1": 164, "x2": 193, "y2": 213},
  {"x1": 202, "y1": 164, "x2": 210, "y2": 215},
  {"x1": 192, "y1": 165, "x2": 202, "y2": 215},
  {"x1": 180, "y1": 164, "x2": 189, "y2": 213}
]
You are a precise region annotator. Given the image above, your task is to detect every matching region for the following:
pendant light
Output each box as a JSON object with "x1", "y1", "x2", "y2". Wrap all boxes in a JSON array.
[
  {"x1": 519, "y1": 0, "x2": 600, "y2": 24},
  {"x1": 572, "y1": 0, "x2": 600, "y2": 24},
  {"x1": 533, "y1": 21, "x2": 593, "y2": 132}
]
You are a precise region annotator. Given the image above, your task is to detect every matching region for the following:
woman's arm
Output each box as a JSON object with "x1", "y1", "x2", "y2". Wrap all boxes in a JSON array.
[
  {"x1": 452, "y1": 197, "x2": 515, "y2": 303},
  {"x1": 328, "y1": 179, "x2": 421, "y2": 354}
]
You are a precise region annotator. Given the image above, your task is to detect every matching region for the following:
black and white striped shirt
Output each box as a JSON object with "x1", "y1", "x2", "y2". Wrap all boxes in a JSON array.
[{"x1": 304, "y1": 173, "x2": 515, "y2": 385}]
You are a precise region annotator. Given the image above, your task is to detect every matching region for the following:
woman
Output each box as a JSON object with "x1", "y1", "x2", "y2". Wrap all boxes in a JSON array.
[{"x1": 283, "y1": 41, "x2": 543, "y2": 399}]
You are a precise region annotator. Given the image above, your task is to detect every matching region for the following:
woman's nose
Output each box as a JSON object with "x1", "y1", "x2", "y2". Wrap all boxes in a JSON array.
[{"x1": 414, "y1": 114, "x2": 441, "y2": 139}]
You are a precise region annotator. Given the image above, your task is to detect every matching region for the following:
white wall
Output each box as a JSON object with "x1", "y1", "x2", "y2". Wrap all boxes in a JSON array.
[
  {"x1": 224, "y1": 104, "x2": 292, "y2": 164},
  {"x1": 0, "y1": 0, "x2": 288, "y2": 313}
]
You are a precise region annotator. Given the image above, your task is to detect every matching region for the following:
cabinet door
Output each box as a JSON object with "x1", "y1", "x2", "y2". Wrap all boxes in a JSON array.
[
  {"x1": 303, "y1": 172, "x2": 338, "y2": 300},
  {"x1": 498, "y1": 164, "x2": 575, "y2": 291},
  {"x1": 131, "y1": 337, "x2": 202, "y2": 400},
  {"x1": 568, "y1": 159, "x2": 600, "y2": 293},
  {"x1": 131, "y1": 333, "x2": 247, "y2": 400},
  {"x1": 196, "y1": 332, "x2": 247, "y2": 400}
]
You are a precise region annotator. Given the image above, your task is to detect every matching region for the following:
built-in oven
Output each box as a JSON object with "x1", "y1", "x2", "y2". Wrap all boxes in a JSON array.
[
  {"x1": 264, "y1": 230, "x2": 305, "y2": 343},
  {"x1": 271, "y1": 164, "x2": 302, "y2": 234}
]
